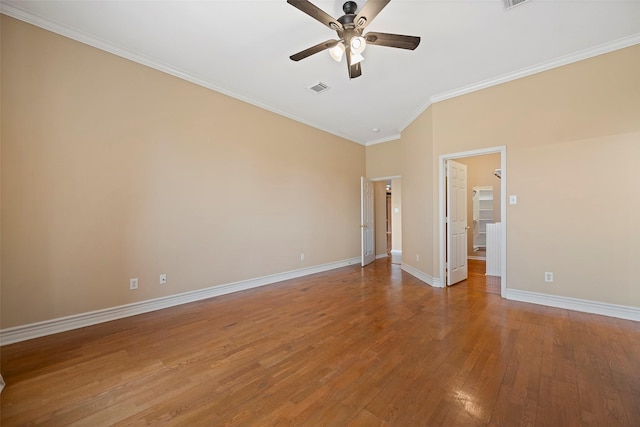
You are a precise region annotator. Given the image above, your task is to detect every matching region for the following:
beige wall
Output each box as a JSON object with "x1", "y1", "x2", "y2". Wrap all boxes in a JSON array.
[
  {"x1": 404, "y1": 43, "x2": 640, "y2": 306},
  {"x1": 457, "y1": 154, "x2": 501, "y2": 257},
  {"x1": 365, "y1": 139, "x2": 401, "y2": 179},
  {"x1": 3, "y1": 15, "x2": 639, "y2": 332},
  {"x1": 391, "y1": 178, "x2": 402, "y2": 252},
  {"x1": 367, "y1": 140, "x2": 403, "y2": 258},
  {"x1": 401, "y1": 107, "x2": 435, "y2": 276},
  {"x1": 1, "y1": 16, "x2": 365, "y2": 328}
]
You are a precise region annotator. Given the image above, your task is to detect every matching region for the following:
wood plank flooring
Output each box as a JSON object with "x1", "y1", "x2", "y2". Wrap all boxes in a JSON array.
[
  {"x1": 450, "y1": 259, "x2": 501, "y2": 295},
  {"x1": 2, "y1": 259, "x2": 639, "y2": 426}
]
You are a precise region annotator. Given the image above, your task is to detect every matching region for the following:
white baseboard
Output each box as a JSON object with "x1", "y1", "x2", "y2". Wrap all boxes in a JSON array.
[
  {"x1": 0, "y1": 257, "x2": 361, "y2": 346},
  {"x1": 400, "y1": 263, "x2": 443, "y2": 288},
  {"x1": 506, "y1": 289, "x2": 640, "y2": 322},
  {"x1": 390, "y1": 250, "x2": 402, "y2": 255},
  {"x1": 375, "y1": 253, "x2": 388, "y2": 259},
  {"x1": 468, "y1": 256, "x2": 486, "y2": 261}
]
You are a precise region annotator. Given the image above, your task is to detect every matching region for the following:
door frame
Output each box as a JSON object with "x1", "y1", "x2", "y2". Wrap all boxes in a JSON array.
[
  {"x1": 370, "y1": 175, "x2": 401, "y2": 260},
  {"x1": 438, "y1": 146, "x2": 507, "y2": 297}
]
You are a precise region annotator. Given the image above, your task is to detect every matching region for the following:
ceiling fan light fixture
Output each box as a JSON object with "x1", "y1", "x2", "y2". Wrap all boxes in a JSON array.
[
  {"x1": 329, "y1": 42, "x2": 346, "y2": 62},
  {"x1": 350, "y1": 36, "x2": 366, "y2": 54},
  {"x1": 350, "y1": 52, "x2": 364, "y2": 65}
]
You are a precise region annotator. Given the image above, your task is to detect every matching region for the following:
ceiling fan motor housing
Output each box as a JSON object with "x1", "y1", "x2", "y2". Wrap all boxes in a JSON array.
[
  {"x1": 339, "y1": 2, "x2": 368, "y2": 31},
  {"x1": 338, "y1": 1, "x2": 361, "y2": 44},
  {"x1": 343, "y1": 1, "x2": 358, "y2": 15}
]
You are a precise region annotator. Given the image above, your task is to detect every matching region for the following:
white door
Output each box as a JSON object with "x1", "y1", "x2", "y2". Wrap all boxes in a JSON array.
[
  {"x1": 447, "y1": 160, "x2": 468, "y2": 285},
  {"x1": 361, "y1": 177, "x2": 375, "y2": 266}
]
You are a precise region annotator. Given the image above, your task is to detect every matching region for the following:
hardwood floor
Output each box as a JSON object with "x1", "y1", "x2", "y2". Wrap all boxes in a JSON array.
[
  {"x1": 450, "y1": 259, "x2": 501, "y2": 295},
  {"x1": 2, "y1": 259, "x2": 639, "y2": 426}
]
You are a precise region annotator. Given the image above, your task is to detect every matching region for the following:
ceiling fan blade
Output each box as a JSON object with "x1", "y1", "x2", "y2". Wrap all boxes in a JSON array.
[
  {"x1": 364, "y1": 32, "x2": 421, "y2": 50},
  {"x1": 290, "y1": 40, "x2": 338, "y2": 61},
  {"x1": 287, "y1": 0, "x2": 343, "y2": 31},
  {"x1": 354, "y1": 0, "x2": 391, "y2": 30}
]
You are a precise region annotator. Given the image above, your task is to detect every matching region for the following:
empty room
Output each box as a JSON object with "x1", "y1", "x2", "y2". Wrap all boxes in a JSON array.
[{"x1": 2, "y1": 1, "x2": 640, "y2": 425}]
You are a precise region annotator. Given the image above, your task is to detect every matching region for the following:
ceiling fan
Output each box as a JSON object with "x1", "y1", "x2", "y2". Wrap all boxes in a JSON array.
[{"x1": 288, "y1": 0, "x2": 420, "y2": 79}]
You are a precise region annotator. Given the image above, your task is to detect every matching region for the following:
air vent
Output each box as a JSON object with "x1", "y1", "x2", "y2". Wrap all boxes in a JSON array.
[
  {"x1": 503, "y1": 0, "x2": 530, "y2": 9},
  {"x1": 308, "y1": 82, "x2": 329, "y2": 94}
]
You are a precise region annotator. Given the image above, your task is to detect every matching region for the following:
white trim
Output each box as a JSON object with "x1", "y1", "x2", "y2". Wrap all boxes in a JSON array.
[
  {"x1": 370, "y1": 175, "x2": 401, "y2": 182},
  {"x1": 468, "y1": 256, "x2": 486, "y2": 261},
  {"x1": 0, "y1": 3, "x2": 364, "y2": 146},
  {"x1": 431, "y1": 33, "x2": 640, "y2": 104},
  {"x1": 364, "y1": 134, "x2": 402, "y2": 147},
  {"x1": 0, "y1": 257, "x2": 360, "y2": 346},
  {"x1": 401, "y1": 263, "x2": 442, "y2": 288},
  {"x1": 400, "y1": 33, "x2": 640, "y2": 132},
  {"x1": 399, "y1": 101, "x2": 432, "y2": 132},
  {"x1": 506, "y1": 289, "x2": 640, "y2": 322},
  {"x1": 390, "y1": 250, "x2": 402, "y2": 255},
  {"x1": 439, "y1": 146, "x2": 507, "y2": 296},
  {"x1": 376, "y1": 253, "x2": 389, "y2": 259}
]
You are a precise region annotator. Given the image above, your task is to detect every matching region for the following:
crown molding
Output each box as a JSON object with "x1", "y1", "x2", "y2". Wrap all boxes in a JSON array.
[
  {"x1": 430, "y1": 32, "x2": 640, "y2": 104},
  {"x1": 369, "y1": 175, "x2": 401, "y2": 182},
  {"x1": 365, "y1": 134, "x2": 402, "y2": 147},
  {"x1": 398, "y1": 100, "x2": 432, "y2": 133},
  {"x1": 0, "y1": 4, "x2": 364, "y2": 145},
  {"x1": 400, "y1": 32, "x2": 640, "y2": 131}
]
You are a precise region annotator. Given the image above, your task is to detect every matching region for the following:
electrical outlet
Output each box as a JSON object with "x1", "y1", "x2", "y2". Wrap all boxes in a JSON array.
[
  {"x1": 544, "y1": 272, "x2": 554, "y2": 283},
  {"x1": 159, "y1": 274, "x2": 167, "y2": 285},
  {"x1": 300, "y1": 253, "x2": 305, "y2": 261},
  {"x1": 129, "y1": 278, "x2": 139, "y2": 290},
  {"x1": 416, "y1": 253, "x2": 420, "y2": 262}
]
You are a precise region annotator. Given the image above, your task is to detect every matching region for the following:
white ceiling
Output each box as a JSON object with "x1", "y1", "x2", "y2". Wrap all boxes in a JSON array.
[{"x1": 3, "y1": 0, "x2": 640, "y2": 145}]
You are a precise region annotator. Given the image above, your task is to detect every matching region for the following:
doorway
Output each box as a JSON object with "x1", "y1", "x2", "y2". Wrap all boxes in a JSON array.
[
  {"x1": 372, "y1": 177, "x2": 401, "y2": 264},
  {"x1": 439, "y1": 147, "x2": 507, "y2": 297},
  {"x1": 386, "y1": 189, "x2": 392, "y2": 255}
]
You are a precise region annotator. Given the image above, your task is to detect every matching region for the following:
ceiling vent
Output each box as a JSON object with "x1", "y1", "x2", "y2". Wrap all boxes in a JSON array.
[
  {"x1": 503, "y1": 0, "x2": 531, "y2": 10},
  {"x1": 308, "y1": 82, "x2": 329, "y2": 94}
]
